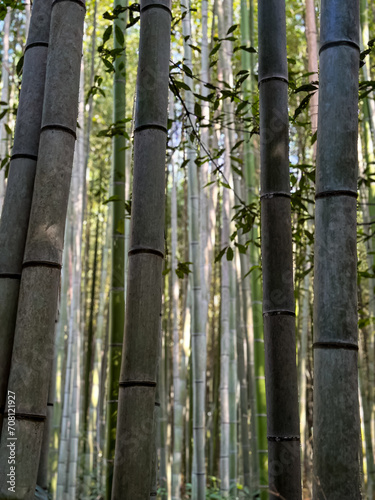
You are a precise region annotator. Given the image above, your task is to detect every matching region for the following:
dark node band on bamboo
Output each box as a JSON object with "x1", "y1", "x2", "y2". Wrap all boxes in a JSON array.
[
  {"x1": 154, "y1": 401, "x2": 161, "y2": 407},
  {"x1": 24, "y1": 41, "x2": 49, "y2": 53},
  {"x1": 267, "y1": 435, "x2": 300, "y2": 442},
  {"x1": 313, "y1": 341, "x2": 358, "y2": 351},
  {"x1": 52, "y1": 0, "x2": 86, "y2": 11},
  {"x1": 107, "y1": 400, "x2": 118, "y2": 404},
  {"x1": 140, "y1": 2, "x2": 172, "y2": 15},
  {"x1": 128, "y1": 247, "x2": 164, "y2": 259},
  {"x1": 150, "y1": 493, "x2": 157, "y2": 497},
  {"x1": 22, "y1": 261, "x2": 62, "y2": 270},
  {"x1": 119, "y1": 380, "x2": 157, "y2": 388},
  {"x1": 315, "y1": 189, "x2": 358, "y2": 200},
  {"x1": 47, "y1": 402, "x2": 54, "y2": 407},
  {"x1": 319, "y1": 40, "x2": 360, "y2": 56},
  {"x1": 134, "y1": 123, "x2": 168, "y2": 134},
  {"x1": 260, "y1": 192, "x2": 291, "y2": 200},
  {"x1": 263, "y1": 310, "x2": 295, "y2": 317},
  {"x1": 3, "y1": 412, "x2": 46, "y2": 421},
  {"x1": 11, "y1": 153, "x2": 38, "y2": 161},
  {"x1": 0, "y1": 273, "x2": 21, "y2": 280},
  {"x1": 194, "y1": 472, "x2": 206, "y2": 476},
  {"x1": 258, "y1": 75, "x2": 289, "y2": 88},
  {"x1": 41, "y1": 124, "x2": 77, "y2": 140}
]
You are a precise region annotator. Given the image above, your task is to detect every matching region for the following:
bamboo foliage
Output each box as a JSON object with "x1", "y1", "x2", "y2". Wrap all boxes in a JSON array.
[
  {"x1": 0, "y1": 1, "x2": 85, "y2": 497},
  {"x1": 313, "y1": 0, "x2": 361, "y2": 497},
  {"x1": 0, "y1": 9, "x2": 11, "y2": 216},
  {"x1": 111, "y1": 1, "x2": 171, "y2": 497}
]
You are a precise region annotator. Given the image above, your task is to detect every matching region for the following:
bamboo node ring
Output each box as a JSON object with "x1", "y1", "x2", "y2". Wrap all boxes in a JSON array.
[
  {"x1": 119, "y1": 380, "x2": 157, "y2": 388},
  {"x1": 319, "y1": 40, "x2": 360, "y2": 55}
]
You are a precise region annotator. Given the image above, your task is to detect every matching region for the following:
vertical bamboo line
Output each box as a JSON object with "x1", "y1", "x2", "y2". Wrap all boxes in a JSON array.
[
  {"x1": 0, "y1": 1, "x2": 85, "y2": 497},
  {"x1": 105, "y1": 0, "x2": 127, "y2": 495},
  {"x1": 313, "y1": 0, "x2": 361, "y2": 497},
  {"x1": 111, "y1": 1, "x2": 171, "y2": 497},
  {"x1": 258, "y1": 0, "x2": 302, "y2": 497},
  {"x1": 0, "y1": 0, "x2": 51, "y2": 437}
]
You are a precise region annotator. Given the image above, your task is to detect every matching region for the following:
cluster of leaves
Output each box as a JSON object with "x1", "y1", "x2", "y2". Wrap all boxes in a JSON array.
[
  {"x1": 98, "y1": 3, "x2": 140, "y2": 73},
  {"x1": 97, "y1": 118, "x2": 131, "y2": 139},
  {"x1": 0, "y1": 0, "x2": 24, "y2": 21}
]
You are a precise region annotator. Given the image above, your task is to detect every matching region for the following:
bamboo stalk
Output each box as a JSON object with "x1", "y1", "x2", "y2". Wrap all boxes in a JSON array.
[
  {"x1": 111, "y1": 1, "x2": 171, "y2": 497},
  {"x1": 313, "y1": 0, "x2": 361, "y2": 497},
  {"x1": 258, "y1": 0, "x2": 302, "y2": 497},
  {"x1": 0, "y1": 1, "x2": 85, "y2": 497},
  {"x1": 0, "y1": 0, "x2": 51, "y2": 437}
]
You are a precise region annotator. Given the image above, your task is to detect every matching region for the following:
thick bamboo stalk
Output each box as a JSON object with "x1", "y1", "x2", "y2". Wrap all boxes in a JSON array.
[
  {"x1": 313, "y1": 0, "x2": 361, "y2": 497},
  {"x1": 0, "y1": 1, "x2": 85, "y2": 497},
  {"x1": 0, "y1": 0, "x2": 50, "y2": 436},
  {"x1": 111, "y1": 1, "x2": 171, "y2": 497},
  {"x1": 258, "y1": 1, "x2": 302, "y2": 498}
]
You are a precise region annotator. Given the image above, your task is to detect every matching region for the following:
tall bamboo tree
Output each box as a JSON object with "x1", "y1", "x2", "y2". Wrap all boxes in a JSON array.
[
  {"x1": 180, "y1": 0, "x2": 206, "y2": 496},
  {"x1": 105, "y1": 0, "x2": 127, "y2": 496},
  {"x1": 111, "y1": 0, "x2": 171, "y2": 497},
  {"x1": 0, "y1": 0, "x2": 50, "y2": 436},
  {"x1": 258, "y1": 0, "x2": 302, "y2": 497},
  {"x1": 0, "y1": 0, "x2": 85, "y2": 496},
  {"x1": 313, "y1": 0, "x2": 361, "y2": 497}
]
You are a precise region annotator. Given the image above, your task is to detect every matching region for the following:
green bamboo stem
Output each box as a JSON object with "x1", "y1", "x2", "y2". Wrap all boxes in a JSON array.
[
  {"x1": 240, "y1": 1, "x2": 267, "y2": 492},
  {"x1": 313, "y1": 0, "x2": 361, "y2": 497},
  {"x1": 111, "y1": 1, "x2": 171, "y2": 497},
  {"x1": 105, "y1": 0, "x2": 127, "y2": 495},
  {"x1": 0, "y1": 0, "x2": 50, "y2": 437}
]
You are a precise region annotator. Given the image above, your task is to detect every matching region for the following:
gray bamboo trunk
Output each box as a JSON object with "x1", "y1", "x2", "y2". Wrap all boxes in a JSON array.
[
  {"x1": 171, "y1": 142, "x2": 183, "y2": 499},
  {"x1": 0, "y1": 1, "x2": 85, "y2": 497},
  {"x1": 110, "y1": 1, "x2": 171, "y2": 498},
  {"x1": 258, "y1": 1, "x2": 302, "y2": 498},
  {"x1": 180, "y1": 0, "x2": 206, "y2": 497},
  {"x1": 313, "y1": 0, "x2": 361, "y2": 497},
  {"x1": 0, "y1": 0, "x2": 50, "y2": 437}
]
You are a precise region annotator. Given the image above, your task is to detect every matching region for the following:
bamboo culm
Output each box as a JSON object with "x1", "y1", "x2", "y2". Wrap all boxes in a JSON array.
[
  {"x1": 313, "y1": 0, "x2": 361, "y2": 497},
  {"x1": 111, "y1": 1, "x2": 171, "y2": 497},
  {"x1": 0, "y1": 0, "x2": 51, "y2": 437},
  {"x1": 0, "y1": 1, "x2": 85, "y2": 497},
  {"x1": 258, "y1": 0, "x2": 302, "y2": 498}
]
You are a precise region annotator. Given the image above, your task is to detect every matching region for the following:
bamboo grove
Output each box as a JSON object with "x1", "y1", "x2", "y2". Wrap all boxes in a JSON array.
[{"x1": 0, "y1": 0, "x2": 375, "y2": 499}]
